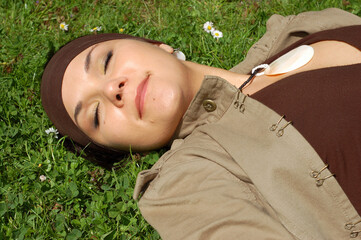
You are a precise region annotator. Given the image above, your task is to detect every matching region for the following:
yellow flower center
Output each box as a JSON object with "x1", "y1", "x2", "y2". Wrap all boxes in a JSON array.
[
  {"x1": 215, "y1": 33, "x2": 219, "y2": 36},
  {"x1": 207, "y1": 26, "x2": 212, "y2": 30},
  {"x1": 119, "y1": 28, "x2": 124, "y2": 33},
  {"x1": 60, "y1": 24, "x2": 64, "y2": 28}
]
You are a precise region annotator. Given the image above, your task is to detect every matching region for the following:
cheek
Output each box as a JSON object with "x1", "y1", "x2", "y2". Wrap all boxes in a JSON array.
[
  {"x1": 94, "y1": 111, "x2": 130, "y2": 146},
  {"x1": 99, "y1": 123, "x2": 137, "y2": 150},
  {"x1": 148, "y1": 81, "x2": 185, "y2": 121},
  {"x1": 155, "y1": 90, "x2": 176, "y2": 111}
]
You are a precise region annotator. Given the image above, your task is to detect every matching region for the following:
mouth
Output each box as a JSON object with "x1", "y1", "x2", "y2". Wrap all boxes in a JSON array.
[{"x1": 135, "y1": 74, "x2": 150, "y2": 119}]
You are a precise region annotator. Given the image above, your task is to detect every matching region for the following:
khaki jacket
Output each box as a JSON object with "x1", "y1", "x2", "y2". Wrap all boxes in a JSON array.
[{"x1": 133, "y1": 8, "x2": 361, "y2": 240}]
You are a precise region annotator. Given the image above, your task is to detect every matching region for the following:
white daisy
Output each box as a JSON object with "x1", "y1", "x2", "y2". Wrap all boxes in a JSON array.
[
  {"x1": 203, "y1": 21, "x2": 214, "y2": 33},
  {"x1": 39, "y1": 175, "x2": 47, "y2": 182},
  {"x1": 59, "y1": 22, "x2": 69, "y2": 31},
  {"x1": 211, "y1": 29, "x2": 223, "y2": 39},
  {"x1": 90, "y1": 26, "x2": 102, "y2": 32},
  {"x1": 45, "y1": 127, "x2": 59, "y2": 138}
]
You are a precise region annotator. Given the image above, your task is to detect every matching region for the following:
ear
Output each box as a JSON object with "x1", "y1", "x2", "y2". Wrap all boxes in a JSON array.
[{"x1": 157, "y1": 43, "x2": 174, "y2": 53}]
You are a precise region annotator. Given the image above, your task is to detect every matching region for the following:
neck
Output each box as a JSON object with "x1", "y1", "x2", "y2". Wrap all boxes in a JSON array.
[{"x1": 183, "y1": 61, "x2": 250, "y2": 98}]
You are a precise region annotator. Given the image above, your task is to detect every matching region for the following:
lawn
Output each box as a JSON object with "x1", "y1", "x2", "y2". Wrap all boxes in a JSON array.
[{"x1": 1, "y1": 0, "x2": 360, "y2": 239}]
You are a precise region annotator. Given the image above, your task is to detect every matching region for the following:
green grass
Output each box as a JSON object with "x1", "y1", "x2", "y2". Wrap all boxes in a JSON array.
[{"x1": 1, "y1": 0, "x2": 360, "y2": 239}]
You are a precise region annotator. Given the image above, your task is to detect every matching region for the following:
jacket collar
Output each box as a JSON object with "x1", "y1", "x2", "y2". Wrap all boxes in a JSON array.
[{"x1": 170, "y1": 75, "x2": 239, "y2": 142}]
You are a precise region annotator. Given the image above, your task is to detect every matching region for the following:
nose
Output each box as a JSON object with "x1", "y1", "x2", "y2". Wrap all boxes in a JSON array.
[{"x1": 103, "y1": 78, "x2": 126, "y2": 108}]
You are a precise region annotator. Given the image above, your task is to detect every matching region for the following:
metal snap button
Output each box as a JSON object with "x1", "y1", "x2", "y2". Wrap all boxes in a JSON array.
[{"x1": 202, "y1": 99, "x2": 217, "y2": 112}]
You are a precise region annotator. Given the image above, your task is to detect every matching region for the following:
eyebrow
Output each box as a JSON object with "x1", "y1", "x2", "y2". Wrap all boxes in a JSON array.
[
  {"x1": 84, "y1": 45, "x2": 97, "y2": 73},
  {"x1": 74, "y1": 101, "x2": 82, "y2": 125}
]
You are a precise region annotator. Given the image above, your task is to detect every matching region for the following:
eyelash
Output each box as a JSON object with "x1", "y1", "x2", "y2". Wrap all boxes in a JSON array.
[
  {"x1": 93, "y1": 103, "x2": 100, "y2": 129},
  {"x1": 93, "y1": 51, "x2": 113, "y2": 127},
  {"x1": 104, "y1": 51, "x2": 113, "y2": 74}
]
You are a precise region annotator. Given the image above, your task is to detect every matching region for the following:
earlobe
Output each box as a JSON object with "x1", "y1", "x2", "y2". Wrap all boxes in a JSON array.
[
  {"x1": 157, "y1": 43, "x2": 186, "y2": 61},
  {"x1": 158, "y1": 43, "x2": 174, "y2": 53}
]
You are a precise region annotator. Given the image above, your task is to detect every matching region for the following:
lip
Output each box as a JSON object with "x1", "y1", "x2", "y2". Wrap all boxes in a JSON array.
[{"x1": 135, "y1": 75, "x2": 149, "y2": 118}]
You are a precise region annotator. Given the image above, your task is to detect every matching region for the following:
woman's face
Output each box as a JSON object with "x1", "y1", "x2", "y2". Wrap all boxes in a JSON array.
[{"x1": 62, "y1": 39, "x2": 193, "y2": 151}]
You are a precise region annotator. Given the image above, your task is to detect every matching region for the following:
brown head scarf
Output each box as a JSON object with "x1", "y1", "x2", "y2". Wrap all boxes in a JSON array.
[{"x1": 41, "y1": 33, "x2": 162, "y2": 153}]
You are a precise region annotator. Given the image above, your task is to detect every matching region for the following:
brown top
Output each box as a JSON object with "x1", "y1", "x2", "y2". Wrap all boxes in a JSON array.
[{"x1": 252, "y1": 25, "x2": 361, "y2": 214}]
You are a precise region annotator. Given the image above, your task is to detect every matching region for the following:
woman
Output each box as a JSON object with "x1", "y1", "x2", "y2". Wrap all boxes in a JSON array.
[{"x1": 42, "y1": 8, "x2": 361, "y2": 240}]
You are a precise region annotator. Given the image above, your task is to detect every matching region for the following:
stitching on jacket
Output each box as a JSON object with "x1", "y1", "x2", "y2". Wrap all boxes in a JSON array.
[{"x1": 310, "y1": 160, "x2": 358, "y2": 239}]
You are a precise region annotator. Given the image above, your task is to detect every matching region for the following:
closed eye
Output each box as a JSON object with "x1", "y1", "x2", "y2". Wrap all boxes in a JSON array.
[
  {"x1": 94, "y1": 103, "x2": 100, "y2": 129},
  {"x1": 104, "y1": 51, "x2": 113, "y2": 74}
]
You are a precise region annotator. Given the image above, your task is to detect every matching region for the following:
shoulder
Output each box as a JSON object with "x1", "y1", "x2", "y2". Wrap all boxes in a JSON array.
[
  {"x1": 137, "y1": 131, "x2": 249, "y2": 198},
  {"x1": 230, "y1": 8, "x2": 361, "y2": 74}
]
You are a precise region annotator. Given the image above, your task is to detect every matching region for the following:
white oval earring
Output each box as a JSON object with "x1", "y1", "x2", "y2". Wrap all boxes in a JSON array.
[{"x1": 172, "y1": 49, "x2": 186, "y2": 61}]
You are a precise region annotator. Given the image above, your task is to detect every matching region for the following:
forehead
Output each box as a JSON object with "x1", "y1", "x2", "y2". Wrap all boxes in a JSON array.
[{"x1": 65, "y1": 38, "x2": 149, "y2": 68}]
